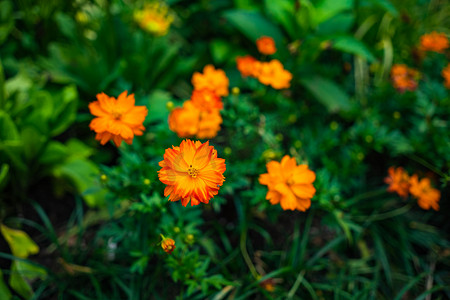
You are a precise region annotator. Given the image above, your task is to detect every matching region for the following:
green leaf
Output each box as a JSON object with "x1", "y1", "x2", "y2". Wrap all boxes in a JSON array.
[
  {"x1": 0, "y1": 269, "x2": 12, "y2": 300},
  {"x1": 300, "y1": 76, "x2": 352, "y2": 113},
  {"x1": 50, "y1": 85, "x2": 78, "y2": 136},
  {"x1": 38, "y1": 141, "x2": 68, "y2": 165},
  {"x1": 0, "y1": 224, "x2": 39, "y2": 258},
  {"x1": 145, "y1": 90, "x2": 172, "y2": 123},
  {"x1": 223, "y1": 10, "x2": 284, "y2": 47},
  {"x1": 9, "y1": 261, "x2": 46, "y2": 300},
  {"x1": 0, "y1": 163, "x2": 9, "y2": 189},
  {"x1": 0, "y1": 110, "x2": 19, "y2": 140},
  {"x1": 316, "y1": 13, "x2": 354, "y2": 35},
  {"x1": 264, "y1": 0, "x2": 296, "y2": 38},
  {"x1": 0, "y1": 60, "x2": 5, "y2": 109},
  {"x1": 313, "y1": 0, "x2": 353, "y2": 25},
  {"x1": 367, "y1": 0, "x2": 398, "y2": 16},
  {"x1": 210, "y1": 39, "x2": 234, "y2": 65},
  {"x1": 332, "y1": 36, "x2": 376, "y2": 62},
  {"x1": 0, "y1": 0, "x2": 14, "y2": 44},
  {"x1": 54, "y1": 12, "x2": 77, "y2": 40}
]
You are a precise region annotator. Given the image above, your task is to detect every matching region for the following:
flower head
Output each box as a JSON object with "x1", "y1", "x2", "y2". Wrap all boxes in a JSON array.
[
  {"x1": 197, "y1": 110, "x2": 223, "y2": 139},
  {"x1": 134, "y1": 2, "x2": 174, "y2": 36},
  {"x1": 256, "y1": 36, "x2": 277, "y2": 55},
  {"x1": 442, "y1": 63, "x2": 450, "y2": 89},
  {"x1": 191, "y1": 89, "x2": 223, "y2": 112},
  {"x1": 384, "y1": 167, "x2": 410, "y2": 198},
  {"x1": 89, "y1": 91, "x2": 148, "y2": 147},
  {"x1": 253, "y1": 60, "x2": 292, "y2": 89},
  {"x1": 409, "y1": 175, "x2": 440, "y2": 211},
  {"x1": 390, "y1": 64, "x2": 419, "y2": 92},
  {"x1": 158, "y1": 140, "x2": 226, "y2": 206},
  {"x1": 259, "y1": 155, "x2": 316, "y2": 211},
  {"x1": 192, "y1": 65, "x2": 229, "y2": 97},
  {"x1": 161, "y1": 235, "x2": 176, "y2": 254},
  {"x1": 236, "y1": 55, "x2": 257, "y2": 77},
  {"x1": 420, "y1": 31, "x2": 449, "y2": 53}
]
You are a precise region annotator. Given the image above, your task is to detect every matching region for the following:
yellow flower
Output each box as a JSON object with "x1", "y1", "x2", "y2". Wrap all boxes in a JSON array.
[
  {"x1": 134, "y1": 2, "x2": 174, "y2": 36},
  {"x1": 259, "y1": 155, "x2": 316, "y2": 211}
]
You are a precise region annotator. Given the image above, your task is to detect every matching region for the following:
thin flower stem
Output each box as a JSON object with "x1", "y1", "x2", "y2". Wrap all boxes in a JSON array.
[
  {"x1": 351, "y1": 204, "x2": 412, "y2": 222},
  {"x1": 342, "y1": 188, "x2": 387, "y2": 208},
  {"x1": 240, "y1": 228, "x2": 259, "y2": 280},
  {"x1": 407, "y1": 154, "x2": 445, "y2": 178},
  {"x1": 287, "y1": 270, "x2": 306, "y2": 299}
]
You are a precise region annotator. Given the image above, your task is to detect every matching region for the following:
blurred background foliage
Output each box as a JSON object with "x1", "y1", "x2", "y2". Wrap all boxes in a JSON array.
[{"x1": 0, "y1": 0, "x2": 449, "y2": 299}]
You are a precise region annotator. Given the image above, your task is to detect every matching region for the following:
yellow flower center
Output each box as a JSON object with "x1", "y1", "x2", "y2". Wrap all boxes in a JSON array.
[
  {"x1": 111, "y1": 111, "x2": 122, "y2": 120},
  {"x1": 188, "y1": 165, "x2": 199, "y2": 178}
]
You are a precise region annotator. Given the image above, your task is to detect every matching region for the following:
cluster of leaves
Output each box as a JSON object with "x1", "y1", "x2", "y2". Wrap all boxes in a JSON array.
[{"x1": 0, "y1": 0, "x2": 449, "y2": 299}]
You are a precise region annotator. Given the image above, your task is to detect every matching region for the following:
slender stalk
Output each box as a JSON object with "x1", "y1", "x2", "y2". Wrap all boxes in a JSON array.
[
  {"x1": 240, "y1": 228, "x2": 259, "y2": 280},
  {"x1": 407, "y1": 154, "x2": 446, "y2": 178},
  {"x1": 287, "y1": 270, "x2": 306, "y2": 299}
]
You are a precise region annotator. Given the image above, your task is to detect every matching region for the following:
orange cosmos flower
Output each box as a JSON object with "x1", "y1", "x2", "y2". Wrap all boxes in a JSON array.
[
  {"x1": 192, "y1": 65, "x2": 229, "y2": 97},
  {"x1": 160, "y1": 235, "x2": 176, "y2": 254},
  {"x1": 236, "y1": 55, "x2": 257, "y2": 77},
  {"x1": 420, "y1": 31, "x2": 449, "y2": 53},
  {"x1": 390, "y1": 64, "x2": 419, "y2": 92},
  {"x1": 134, "y1": 2, "x2": 174, "y2": 36},
  {"x1": 191, "y1": 89, "x2": 223, "y2": 112},
  {"x1": 259, "y1": 155, "x2": 316, "y2": 211},
  {"x1": 384, "y1": 167, "x2": 410, "y2": 198},
  {"x1": 197, "y1": 110, "x2": 223, "y2": 139},
  {"x1": 442, "y1": 63, "x2": 450, "y2": 89},
  {"x1": 253, "y1": 60, "x2": 292, "y2": 89},
  {"x1": 256, "y1": 36, "x2": 277, "y2": 55},
  {"x1": 158, "y1": 140, "x2": 226, "y2": 206},
  {"x1": 409, "y1": 175, "x2": 440, "y2": 211},
  {"x1": 89, "y1": 91, "x2": 148, "y2": 147}
]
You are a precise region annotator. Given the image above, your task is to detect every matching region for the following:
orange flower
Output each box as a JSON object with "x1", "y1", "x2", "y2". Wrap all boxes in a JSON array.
[
  {"x1": 161, "y1": 235, "x2": 176, "y2": 254},
  {"x1": 420, "y1": 31, "x2": 449, "y2": 53},
  {"x1": 390, "y1": 64, "x2": 419, "y2": 92},
  {"x1": 191, "y1": 89, "x2": 223, "y2": 112},
  {"x1": 168, "y1": 101, "x2": 222, "y2": 139},
  {"x1": 253, "y1": 60, "x2": 292, "y2": 89},
  {"x1": 442, "y1": 63, "x2": 450, "y2": 89},
  {"x1": 197, "y1": 110, "x2": 223, "y2": 139},
  {"x1": 168, "y1": 101, "x2": 200, "y2": 138},
  {"x1": 158, "y1": 140, "x2": 226, "y2": 206},
  {"x1": 409, "y1": 175, "x2": 440, "y2": 211},
  {"x1": 192, "y1": 65, "x2": 229, "y2": 97},
  {"x1": 259, "y1": 155, "x2": 316, "y2": 211},
  {"x1": 384, "y1": 167, "x2": 410, "y2": 198},
  {"x1": 89, "y1": 91, "x2": 148, "y2": 147},
  {"x1": 236, "y1": 55, "x2": 257, "y2": 77},
  {"x1": 256, "y1": 36, "x2": 277, "y2": 55}
]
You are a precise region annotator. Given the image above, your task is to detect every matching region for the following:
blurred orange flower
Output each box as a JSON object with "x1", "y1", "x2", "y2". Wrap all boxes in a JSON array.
[
  {"x1": 384, "y1": 167, "x2": 410, "y2": 198},
  {"x1": 168, "y1": 101, "x2": 200, "y2": 138},
  {"x1": 259, "y1": 155, "x2": 316, "y2": 211},
  {"x1": 390, "y1": 64, "x2": 419, "y2": 92},
  {"x1": 197, "y1": 110, "x2": 223, "y2": 139},
  {"x1": 253, "y1": 60, "x2": 292, "y2": 89},
  {"x1": 158, "y1": 140, "x2": 226, "y2": 206},
  {"x1": 192, "y1": 65, "x2": 229, "y2": 97},
  {"x1": 134, "y1": 2, "x2": 174, "y2": 36},
  {"x1": 442, "y1": 63, "x2": 450, "y2": 89},
  {"x1": 420, "y1": 31, "x2": 449, "y2": 53},
  {"x1": 191, "y1": 89, "x2": 223, "y2": 112},
  {"x1": 89, "y1": 91, "x2": 148, "y2": 147},
  {"x1": 161, "y1": 236, "x2": 176, "y2": 254},
  {"x1": 409, "y1": 175, "x2": 440, "y2": 211},
  {"x1": 256, "y1": 36, "x2": 277, "y2": 55},
  {"x1": 236, "y1": 55, "x2": 257, "y2": 77}
]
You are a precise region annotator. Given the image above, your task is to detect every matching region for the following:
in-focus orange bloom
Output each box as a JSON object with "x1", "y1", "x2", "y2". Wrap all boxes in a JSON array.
[
  {"x1": 409, "y1": 175, "x2": 440, "y2": 211},
  {"x1": 236, "y1": 55, "x2": 257, "y2": 77},
  {"x1": 442, "y1": 63, "x2": 450, "y2": 89},
  {"x1": 191, "y1": 89, "x2": 223, "y2": 112},
  {"x1": 256, "y1": 36, "x2": 277, "y2": 55},
  {"x1": 390, "y1": 64, "x2": 419, "y2": 92},
  {"x1": 420, "y1": 31, "x2": 449, "y2": 53},
  {"x1": 158, "y1": 140, "x2": 226, "y2": 206},
  {"x1": 168, "y1": 101, "x2": 200, "y2": 138},
  {"x1": 133, "y1": 2, "x2": 174, "y2": 36},
  {"x1": 192, "y1": 65, "x2": 229, "y2": 97},
  {"x1": 89, "y1": 91, "x2": 148, "y2": 147},
  {"x1": 259, "y1": 155, "x2": 316, "y2": 211},
  {"x1": 253, "y1": 60, "x2": 292, "y2": 89},
  {"x1": 384, "y1": 167, "x2": 410, "y2": 198},
  {"x1": 161, "y1": 236, "x2": 176, "y2": 254}
]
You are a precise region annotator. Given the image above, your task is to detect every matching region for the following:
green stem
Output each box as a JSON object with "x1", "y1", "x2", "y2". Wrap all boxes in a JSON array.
[
  {"x1": 342, "y1": 188, "x2": 387, "y2": 208},
  {"x1": 407, "y1": 154, "x2": 446, "y2": 178},
  {"x1": 351, "y1": 204, "x2": 412, "y2": 222},
  {"x1": 240, "y1": 228, "x2": 259, "y2": 280},
  {"x1": 287, "y1": 270, "x2": 306, "y2": 299}
]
